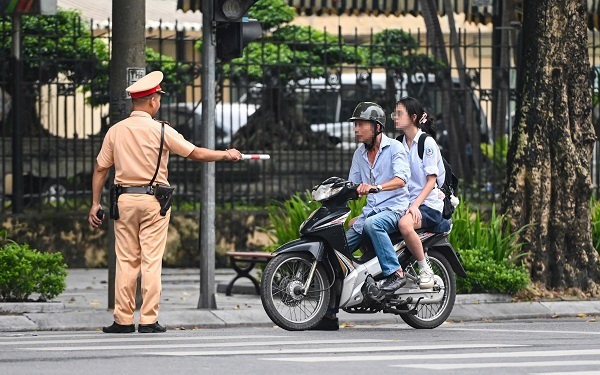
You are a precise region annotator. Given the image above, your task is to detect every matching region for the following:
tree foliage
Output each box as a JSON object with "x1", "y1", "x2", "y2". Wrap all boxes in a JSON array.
[
  {"x1": 360, "y1": 29, "x2": 443, "y2": 73},
  {"x1": 0, "y1": 9, "x2": 191, "y2": 134},
  {"x1": 195, "y1": 0, "x2": 444, "y2": 150},
  {"x1": 196, "y1": 0, "x2": 443, "y2": 87},
  {"x1": 0, "y1": 10, "x2": 109, "y2": 88},
  {"x1": 248, "y1": 0, "x2": 295, "y2": 31},
  {"x1": 223, "y1": 26, "x2": 361, "y2": 83}
]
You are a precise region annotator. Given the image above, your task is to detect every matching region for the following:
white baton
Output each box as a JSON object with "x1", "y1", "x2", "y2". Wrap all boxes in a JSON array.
[{"x1": 241, "y1": 154, "x2": 271, "y2": 160}]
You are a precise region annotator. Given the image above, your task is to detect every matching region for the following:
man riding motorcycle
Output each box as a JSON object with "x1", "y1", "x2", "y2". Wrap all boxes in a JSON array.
[{"x1": 312, "y1": 101, "x2": 411, "y2": 330}]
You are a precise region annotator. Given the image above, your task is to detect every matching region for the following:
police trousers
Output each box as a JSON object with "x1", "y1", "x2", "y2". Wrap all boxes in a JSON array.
[{"x1": 113, "y1": 193, "x2": 170, "y2": 325}]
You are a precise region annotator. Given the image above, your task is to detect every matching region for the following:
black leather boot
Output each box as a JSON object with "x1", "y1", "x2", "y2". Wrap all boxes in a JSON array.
[
  {"x1": 309, "y1": 316, "x2": 339, "y2": 331},
  {"x1": 102, "y1": 321, "x2": 135, "y2": 333},
  {"x1": 138, "y1": 321, "x2": 167, "y2": 333}
]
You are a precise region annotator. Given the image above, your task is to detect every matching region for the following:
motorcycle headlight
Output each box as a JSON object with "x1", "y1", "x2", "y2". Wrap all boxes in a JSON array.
[{"x1": 312, "y1": 183, "x2": 343, "y2": 202}]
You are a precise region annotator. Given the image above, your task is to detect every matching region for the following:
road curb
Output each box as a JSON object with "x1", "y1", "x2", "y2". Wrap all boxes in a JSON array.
[{"x1": 0, "y1": 302, "x2": 64, "y2": 314}]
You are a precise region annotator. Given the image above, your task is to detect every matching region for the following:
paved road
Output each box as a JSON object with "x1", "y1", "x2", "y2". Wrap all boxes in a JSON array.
[
  {"x1": 3, "y1": 268, "x2": 600, "y2": 332},
  {"x1": 1, "y1": 319, "x2": 599, "y2": 374}
]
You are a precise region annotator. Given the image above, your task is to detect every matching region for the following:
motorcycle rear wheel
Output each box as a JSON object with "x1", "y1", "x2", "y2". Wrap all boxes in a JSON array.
[
  {"x1": 260, "y1": 252, "x2": 331, "y2": 331},
  {"x1": 400, "y1": 249, "x2": 456, "y2": 329}
]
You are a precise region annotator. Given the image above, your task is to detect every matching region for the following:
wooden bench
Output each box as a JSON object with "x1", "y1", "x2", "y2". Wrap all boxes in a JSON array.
[{"x1": 225, "y1": 251, "x2": 275, "y2": 296}]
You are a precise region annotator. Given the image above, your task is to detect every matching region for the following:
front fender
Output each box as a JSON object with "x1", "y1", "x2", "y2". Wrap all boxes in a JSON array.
[{"x1": 274, "y1": 238, "x2": 326, "y2": 261}]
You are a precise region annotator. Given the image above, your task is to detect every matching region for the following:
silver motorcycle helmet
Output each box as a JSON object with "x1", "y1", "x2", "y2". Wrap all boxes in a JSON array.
[{"x1": 348, "y1": 102, "x2": 386, "y2": 149}]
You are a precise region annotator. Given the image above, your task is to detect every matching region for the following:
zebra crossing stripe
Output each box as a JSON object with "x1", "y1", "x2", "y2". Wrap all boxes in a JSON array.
[
  {"x1": 21, "y1": 339, "x2": 391, "y2": 351},
  {"x1": 442, "y1": 327, "x2": 600, "y2": 336},
  {"x1": 262, "y1": 348, "x2": 600, "y2": 363},
  {"x1": 0, "y1": 335, "x2": 290, "y2": 346},
  {"x1": 147, "y1": 343, "x2": 522, "y2": 357},
  {"x1": 392, "y1": 360, "x2": 600, "y2": 370},
  {"x1": 530, "y1": 371, "x2": 600, "y2": 375}
]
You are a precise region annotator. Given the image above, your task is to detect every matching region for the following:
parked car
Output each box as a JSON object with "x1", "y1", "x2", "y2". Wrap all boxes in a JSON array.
[
  {"x1": 306, "y1": 72, "x2": 490, "y2": 154},
  {"x1": 2, "y1": 171, "x2": 94, "y2": 206},
  {"x1": 157, "y1": 100, "x2": 258, "y2": 149},
  {"x1": 156, "y1": 100, "x2": 262, "y2": 194}
]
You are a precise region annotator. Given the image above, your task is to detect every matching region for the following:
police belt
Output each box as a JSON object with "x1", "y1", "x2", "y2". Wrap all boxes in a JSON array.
[{"x1": 120, "y1": 186, "x2": 154, "y2": 195}]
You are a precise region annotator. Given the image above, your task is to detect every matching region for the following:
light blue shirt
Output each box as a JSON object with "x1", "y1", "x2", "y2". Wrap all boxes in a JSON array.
[
  {"x1": 402, "y1": 130, "x2": 445, "y2": 213},
  {"x1": 349, "y1": 134, "x2": 410, "y2": 234}
]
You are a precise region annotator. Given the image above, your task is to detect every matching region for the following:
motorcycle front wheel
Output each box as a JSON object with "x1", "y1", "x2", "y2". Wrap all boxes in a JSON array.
[
  {"x1": 400, "y1": 249, "x2": 456, "y2": 329},
  {"x1": 260, "y1": 252, "x2": 331, "y2": 331}
]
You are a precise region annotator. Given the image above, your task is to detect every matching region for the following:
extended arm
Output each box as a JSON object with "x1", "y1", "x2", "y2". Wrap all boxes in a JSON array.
[{"x1": 187, "y1": 147, "x2": 242, "y2": 162}]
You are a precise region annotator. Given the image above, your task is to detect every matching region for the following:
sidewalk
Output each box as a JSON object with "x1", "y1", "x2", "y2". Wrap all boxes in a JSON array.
[{"x1": 1, "y1": 268, "x2": 599, "y2": 332}]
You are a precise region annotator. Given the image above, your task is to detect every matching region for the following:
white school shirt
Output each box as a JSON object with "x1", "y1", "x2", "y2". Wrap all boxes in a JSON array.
[{"x1": 402, "y1": 130, "x2": 445, "y2": 213}]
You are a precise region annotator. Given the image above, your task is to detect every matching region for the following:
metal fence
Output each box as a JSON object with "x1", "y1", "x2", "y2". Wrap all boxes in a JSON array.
[{"x1": 1, "y1": 14, "x2": 598, "y2": 214}]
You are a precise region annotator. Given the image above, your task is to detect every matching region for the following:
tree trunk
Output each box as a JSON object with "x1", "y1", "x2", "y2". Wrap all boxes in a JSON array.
[
  {"x1": 492, "y1": 0, "x2": 515, "y2": 144},
  {"x1": 0, "y1": 84, "x2": 50, "y2": 137},
  {"x1": 503, "y1": 0, "x2": 599, "y2": 294},
  {"x1": 443, "y1": 0, "x2": 479, "y2": 176},
  {"x1": 420, "y1": 0, "x2": 469, "y2": 180},
  {"x1": 231, "y1": 86, "x2": 333, "y2": 150}
]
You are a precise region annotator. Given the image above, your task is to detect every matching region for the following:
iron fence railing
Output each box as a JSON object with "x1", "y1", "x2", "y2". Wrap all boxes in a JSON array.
[{"x1": 1, "y1": 14, "x2": 599, "y2": 215}]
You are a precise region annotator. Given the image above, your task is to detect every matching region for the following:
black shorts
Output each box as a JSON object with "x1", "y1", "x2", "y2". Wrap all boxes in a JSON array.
[{"x1": 419, "y1": 205, "x2": 444, "y2": 230}]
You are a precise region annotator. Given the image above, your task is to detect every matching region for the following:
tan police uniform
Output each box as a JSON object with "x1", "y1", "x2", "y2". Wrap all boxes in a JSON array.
[{"x1": 96, "y1": 71, "x2": 195, "y2": 325}]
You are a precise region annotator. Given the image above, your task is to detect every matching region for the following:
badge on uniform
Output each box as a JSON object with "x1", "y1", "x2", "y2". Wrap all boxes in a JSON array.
[{"x1": 425, "y1": 147, "x2": 434, "y2": 157}]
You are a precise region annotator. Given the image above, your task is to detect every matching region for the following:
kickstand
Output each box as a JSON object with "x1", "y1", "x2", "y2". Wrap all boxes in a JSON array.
[{"x1": 406, "y1": 297, "x2": 424, "y2": 315}]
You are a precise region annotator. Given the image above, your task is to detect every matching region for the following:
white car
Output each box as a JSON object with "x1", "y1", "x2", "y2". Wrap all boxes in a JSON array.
[
  {"x1": 306, "y1": 72, "x2": 490, "y2": 151},
  {"x1": 158, "y1": 101, "x2": 258, "y2": 148}
]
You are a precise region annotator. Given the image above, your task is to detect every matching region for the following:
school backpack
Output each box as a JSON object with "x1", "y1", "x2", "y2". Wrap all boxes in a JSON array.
[{"x1": 397, "y1": 133, "x2": 459, "y2": 219}]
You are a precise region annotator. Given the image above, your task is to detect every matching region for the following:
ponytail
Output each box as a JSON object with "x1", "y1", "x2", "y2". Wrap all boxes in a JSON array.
[
  {"x1": 397, "y1": 97, "x2": 437, "y2": 139},
  {"x1": 419, "y1": 112, "x2": 437, "y2": 139}
]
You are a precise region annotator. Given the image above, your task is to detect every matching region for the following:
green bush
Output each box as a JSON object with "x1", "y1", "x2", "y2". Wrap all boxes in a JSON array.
[
  {"x1": 450, "y1": 201, "x2": 531, "y2": 294},
  {"x1": 591, "y1": 198, "x2": 600, "y2": 252},
  {"x1": 0, "y1": 241, "x2": 68, "y2": 302},
  {"x1": 457, "y1": 247, "x2": 530, "y2": 294},
  {"x1": 266, "y1": 191, "x2": 368, "y2": 248},
  {"x1": 450, "y1": 202, "x2": 529, "y2": 264},
  {"x1": 265, "y1": 191, "x2": 320, "y2": 249},
  {"x1": 346, "y1": 195, "x2": 367, "y2": 228}
]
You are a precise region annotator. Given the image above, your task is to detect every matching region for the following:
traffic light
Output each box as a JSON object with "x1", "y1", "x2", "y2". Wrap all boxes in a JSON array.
[
  {"x1": 213, "y1": 0, "x2": 256, "y2": 22},
  {"x1": 216, "y1": 20, "x2": 262, "y2": 61},
  {"x1": 213, "y1": 0, "x2": 263, "y2": 61}
]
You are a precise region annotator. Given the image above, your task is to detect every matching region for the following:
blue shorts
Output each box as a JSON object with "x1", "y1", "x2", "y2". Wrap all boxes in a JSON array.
[{"x1": 419, "y1": 205, "x2": 448, "y2": 232}]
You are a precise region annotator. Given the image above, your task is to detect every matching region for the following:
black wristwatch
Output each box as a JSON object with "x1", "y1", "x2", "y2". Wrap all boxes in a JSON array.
[{"x1": 376, "y1": 184, "x2": 383, "y2": 192}]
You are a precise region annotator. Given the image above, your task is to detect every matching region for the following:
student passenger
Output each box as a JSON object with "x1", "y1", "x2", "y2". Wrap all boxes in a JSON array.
[{"x1": 393, "y1": 97, "x2": 448, "y2": 289}]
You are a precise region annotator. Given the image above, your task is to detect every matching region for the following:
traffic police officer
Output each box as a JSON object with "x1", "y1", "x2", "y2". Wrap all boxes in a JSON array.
[{"x1": 88, "y1": 71, "x2": 243, "y2": 333}]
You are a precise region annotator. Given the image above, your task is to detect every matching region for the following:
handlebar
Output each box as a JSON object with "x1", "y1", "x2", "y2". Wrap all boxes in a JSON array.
[{"x1": 347, "y1": 182, "x2": 379, "y2": 194}]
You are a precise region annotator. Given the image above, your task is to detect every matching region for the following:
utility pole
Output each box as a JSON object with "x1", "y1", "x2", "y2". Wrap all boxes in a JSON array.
[
  {"x1": 10, "y1": 13, "x2": 23, "y2": 214},
  {"x1": 177, "y1": 0, "x2": 261, "y2": 309},
  {"x1": 108, "y1": 0, "x2": 146, "y2": 309},
  {"x1": 198, "y1": 0, "x2": 217, "y2": 309}
]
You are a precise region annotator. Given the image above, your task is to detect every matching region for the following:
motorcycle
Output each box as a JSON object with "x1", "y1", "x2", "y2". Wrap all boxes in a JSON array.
[{"x1": 260, "y1": 177, "x2": 467, "y2": 330}]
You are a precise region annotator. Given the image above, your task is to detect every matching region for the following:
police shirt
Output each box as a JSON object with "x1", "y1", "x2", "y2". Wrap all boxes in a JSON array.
[
  {"x1": 402, "y1": 130, "x2": 445, "y2": 213},
  {"x1": 97, "y1": 111, "x2": 196, "y2": 187}
]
